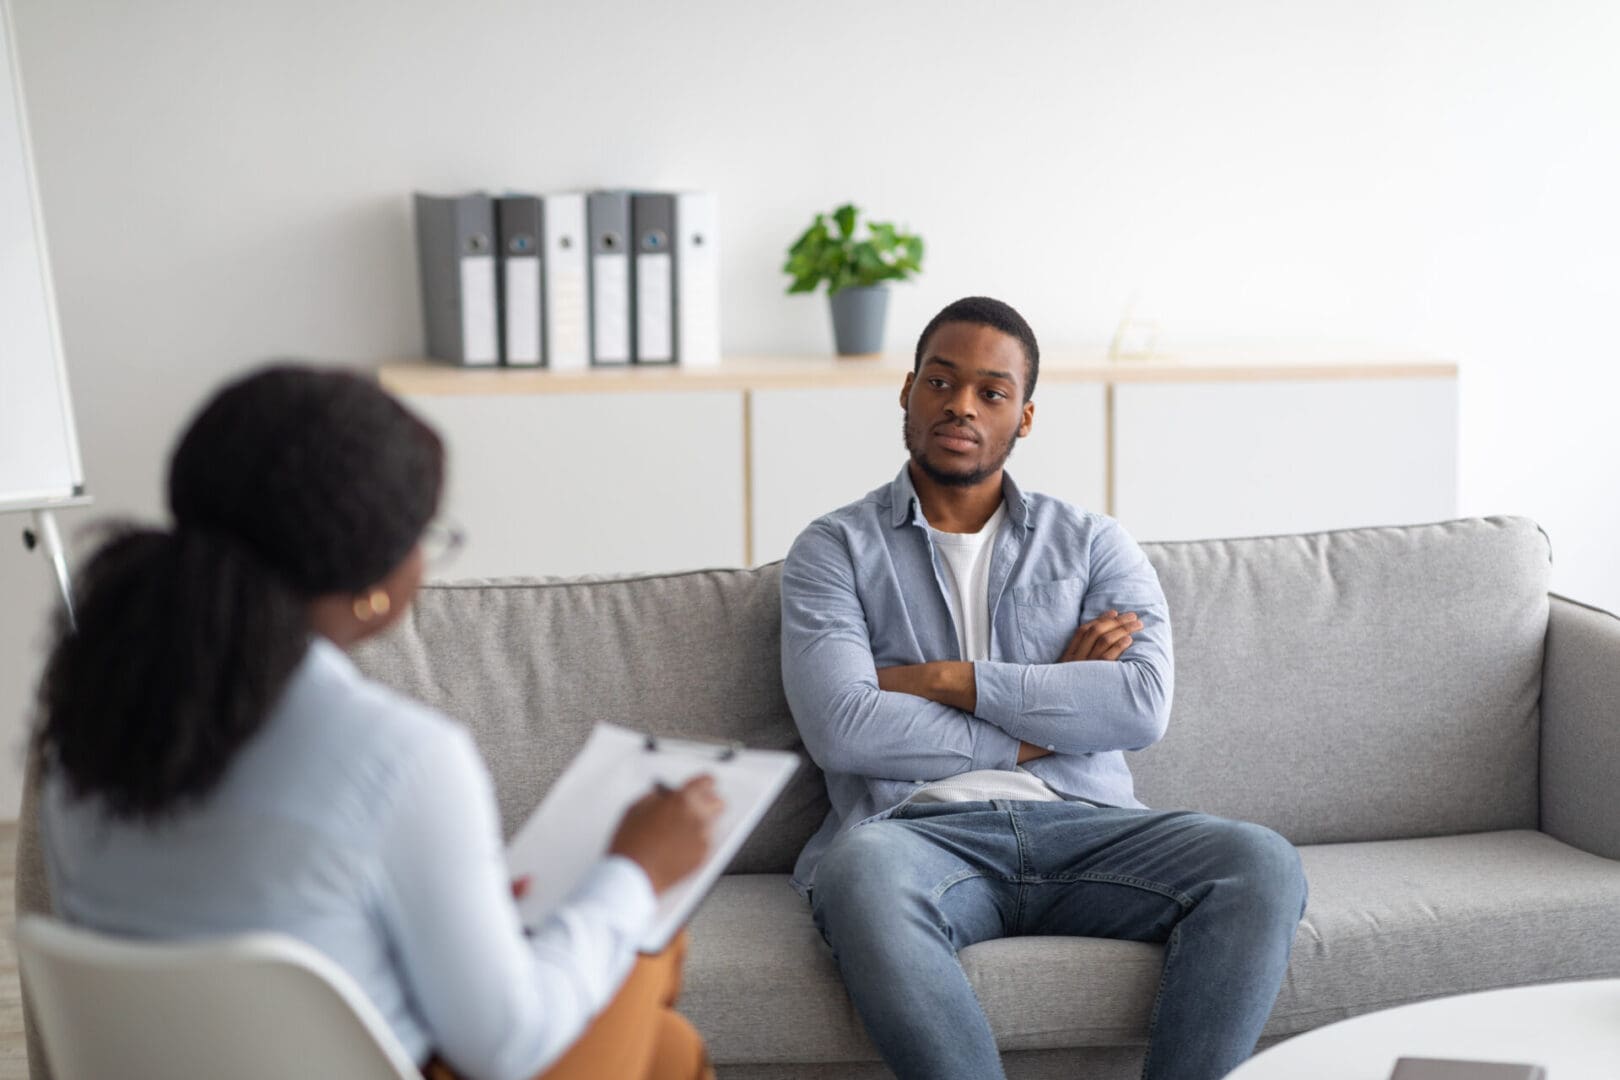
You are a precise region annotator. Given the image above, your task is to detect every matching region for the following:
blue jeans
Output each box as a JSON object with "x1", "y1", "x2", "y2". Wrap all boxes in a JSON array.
[{"x1": 809, "y1": 801, "x2": 1308, "y2": 1080}]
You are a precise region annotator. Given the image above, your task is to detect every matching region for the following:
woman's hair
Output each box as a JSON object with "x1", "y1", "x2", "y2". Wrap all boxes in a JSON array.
[{"x1": 34, "y1": 365, "x2": 444, "y2": 820}]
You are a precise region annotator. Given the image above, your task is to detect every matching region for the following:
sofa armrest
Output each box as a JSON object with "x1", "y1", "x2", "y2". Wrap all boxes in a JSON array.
[{"x1": 1541, "y1": 593, "x2": 1620, "y2": 860}]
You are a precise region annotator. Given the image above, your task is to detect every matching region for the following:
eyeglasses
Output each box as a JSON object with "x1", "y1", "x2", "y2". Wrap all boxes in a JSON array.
[{"x1": 420, "y1": 519, "x2": 466, "y2": 570}]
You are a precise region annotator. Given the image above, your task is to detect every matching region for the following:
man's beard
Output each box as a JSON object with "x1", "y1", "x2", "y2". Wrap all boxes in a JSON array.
[{"x1": 902, "y1": 415, "x2": 1019, "y2": 488}]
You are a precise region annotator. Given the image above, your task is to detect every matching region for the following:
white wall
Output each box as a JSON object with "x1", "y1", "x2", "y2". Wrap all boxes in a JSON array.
[{"x1": 2, "y1": 0, "x2": 1617, "y2": 817}]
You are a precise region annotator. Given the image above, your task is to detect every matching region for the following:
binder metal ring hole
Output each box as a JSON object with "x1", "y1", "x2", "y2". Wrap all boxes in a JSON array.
[
  {"x1": 467, "y1": 233, "x2": 490, "y2": 253},
  {"x1": 602, "y1": 232, "x2": 622, "y2": 251}
]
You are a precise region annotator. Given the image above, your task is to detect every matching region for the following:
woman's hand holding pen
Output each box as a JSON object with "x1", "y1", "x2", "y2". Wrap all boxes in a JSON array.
[{"x1": 608, "y1": 776, "x2": 725, "y2": 895}]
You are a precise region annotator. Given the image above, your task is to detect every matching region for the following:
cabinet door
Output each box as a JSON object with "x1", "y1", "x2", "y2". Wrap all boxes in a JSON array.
[
  {"x1": 402, "y1": 391, "x2": 745, "y2": 577},
  {"x1": 1006, "y1": 382, "x2": 1109, "y2": 519},
  {"x1": 1114, "y1": 378, "x2": 1458, "y2": 542},
  {"x1": 750, "y1": 383, "x2": 1107, "y2": 565}
]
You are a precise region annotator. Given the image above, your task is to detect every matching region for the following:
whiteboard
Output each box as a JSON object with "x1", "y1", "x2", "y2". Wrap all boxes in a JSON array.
[{"x1": 0, "y1": 0, "x2": 83, "y2": 513}]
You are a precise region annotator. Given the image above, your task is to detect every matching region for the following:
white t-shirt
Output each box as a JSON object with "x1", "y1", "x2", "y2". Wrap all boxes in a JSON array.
[
  {"x1": 930, "y1": 502, "x2": 1006, "y2": 664},
  {"x1": 913, "y1": 502, "x2": 1064, "y2": 806}
]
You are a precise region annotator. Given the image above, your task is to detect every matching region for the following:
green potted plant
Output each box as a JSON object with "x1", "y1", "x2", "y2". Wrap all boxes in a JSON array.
[{"x1": 783, "y1": 203, "x2": 924, "y2": 356}]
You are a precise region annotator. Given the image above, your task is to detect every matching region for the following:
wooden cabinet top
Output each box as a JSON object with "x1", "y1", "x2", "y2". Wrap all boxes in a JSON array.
[{"x1": 378, "y1": 346, "x2": 1457, "y2": 397}]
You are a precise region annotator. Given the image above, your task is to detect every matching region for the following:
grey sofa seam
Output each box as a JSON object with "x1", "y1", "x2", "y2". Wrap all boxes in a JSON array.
[
  {"x1": 1141, "y1": 514, "x2": 1544, "y2": 552},
  {"x1": 1549, "y1": 591, "x2": 1620, "y2": 622},
  {"x1": 422, "y1": 563, "x2": 786, "y2": 592}
]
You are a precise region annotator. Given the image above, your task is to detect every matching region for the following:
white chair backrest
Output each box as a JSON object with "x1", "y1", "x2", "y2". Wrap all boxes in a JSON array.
[{"x1": 17, "y1": 914, "x2": 422, "y2": 1080}]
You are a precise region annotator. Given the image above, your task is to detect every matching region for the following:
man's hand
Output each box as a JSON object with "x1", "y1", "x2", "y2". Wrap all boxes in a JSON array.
[
  {"x1": 608, "y1": 776, "x2": 725, "y2": 895},
  {"x1": 1060, "y1": 610, "x2": 1143, "y2": 664},
  {"x1": 1015, "y1": 613, "x2": 1141, "y2": 765}
]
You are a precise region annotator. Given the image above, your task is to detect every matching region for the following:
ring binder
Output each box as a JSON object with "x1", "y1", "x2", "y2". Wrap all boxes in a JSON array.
[
  {"x1": 413, "y1": 192, "x2": 499, "y2": 366},
  {"x1": 587, "y1": 191, "x2": 632, "y2": 365},
  {"x1": 632, "y1": 192, "x2": 676, "y2": 364}
]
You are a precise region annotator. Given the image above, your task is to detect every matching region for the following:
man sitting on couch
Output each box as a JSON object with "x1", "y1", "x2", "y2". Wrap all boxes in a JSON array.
[{"x1": 779, "y1": 296, "x2": 1309, "y2": 1080}]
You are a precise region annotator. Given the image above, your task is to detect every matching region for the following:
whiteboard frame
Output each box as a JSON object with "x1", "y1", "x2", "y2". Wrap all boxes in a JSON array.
[{"x1": 0, "y1": 0, "x2": 86, "y2": 514}]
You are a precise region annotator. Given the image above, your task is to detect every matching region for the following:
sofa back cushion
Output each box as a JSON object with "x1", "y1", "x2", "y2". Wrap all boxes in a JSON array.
[
  {"x1": 1131, "y1": 516, "x2": 1550, "y2": 844},
  {"x1": 351, "y1": 516, "x2": 1551, "y2": 870}
]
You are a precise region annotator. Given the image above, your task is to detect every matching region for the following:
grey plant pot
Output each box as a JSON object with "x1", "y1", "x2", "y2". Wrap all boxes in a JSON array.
[{"x1": 827, "y1": 285, "x2": 890, "y2": 356}]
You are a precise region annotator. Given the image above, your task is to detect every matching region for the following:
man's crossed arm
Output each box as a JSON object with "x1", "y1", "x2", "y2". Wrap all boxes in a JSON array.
[
  {"x1": 875, "y1": 610, "x2": 1144, "y2": 763},
  {"x1": 781, "y1": 519, "x2": 1172, "y2": 782}
]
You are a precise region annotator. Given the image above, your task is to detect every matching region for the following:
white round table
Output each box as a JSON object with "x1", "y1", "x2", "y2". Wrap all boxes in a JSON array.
[{"x1": 1227, "y1": 980, "x2": 1620, "y2": 1079}]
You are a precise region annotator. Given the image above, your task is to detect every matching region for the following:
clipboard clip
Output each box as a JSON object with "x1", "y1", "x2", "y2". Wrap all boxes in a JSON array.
[{"x1": 643, "y1": 733, "x2": 741, "y2": 762}]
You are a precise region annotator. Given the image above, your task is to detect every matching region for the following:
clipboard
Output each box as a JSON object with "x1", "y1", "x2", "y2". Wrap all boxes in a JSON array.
[{"x1": 506, "y1": 722, "x2": 798, "y2": 952}]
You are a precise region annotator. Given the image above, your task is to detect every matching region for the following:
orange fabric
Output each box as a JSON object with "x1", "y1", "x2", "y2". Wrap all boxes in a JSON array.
[
  {"x1": 424, "y1": 932, "x2": 711, "y2": 1080},
  {"x1": 539, "y1": 932, "x2": 708, "y2": 1080}
]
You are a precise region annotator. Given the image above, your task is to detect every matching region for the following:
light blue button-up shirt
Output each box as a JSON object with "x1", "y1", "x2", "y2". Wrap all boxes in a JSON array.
[
  {"x1": 781, "y1": 466, "x2": 1174, "y2": 892},
  {"x1": 41, "y1": 637, "x2": 655, "y2": 1080}
]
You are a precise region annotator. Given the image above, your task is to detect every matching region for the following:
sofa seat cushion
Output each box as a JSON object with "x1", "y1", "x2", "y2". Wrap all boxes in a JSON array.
[
  {"x1": 1276, "y1": 830, "x2": 1620, "y2": 1033},
  {"x1": 682, "y1": 831, "x2": 1620, "y2": 1065}
]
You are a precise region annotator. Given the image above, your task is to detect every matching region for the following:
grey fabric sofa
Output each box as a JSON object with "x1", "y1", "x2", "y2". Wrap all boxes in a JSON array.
[{"x1": 16, "y1": 516, "x2": 1620, "y2": 1079}]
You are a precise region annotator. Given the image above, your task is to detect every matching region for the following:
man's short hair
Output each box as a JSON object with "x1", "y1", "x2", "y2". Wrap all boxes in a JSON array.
[{"x1": 913, "y1": 296, "x2": 1041, "y2": 402}]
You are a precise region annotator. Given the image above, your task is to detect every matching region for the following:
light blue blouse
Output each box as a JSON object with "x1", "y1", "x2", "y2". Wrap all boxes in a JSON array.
[{"x1": 40, "y1": 636, "x2": 655, "y2": 1080}]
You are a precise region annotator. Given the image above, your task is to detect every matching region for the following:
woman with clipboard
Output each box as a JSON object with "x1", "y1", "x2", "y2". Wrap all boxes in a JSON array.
[{"x1": 32, "y1": 366, "x2": 722, "y2": 1080}]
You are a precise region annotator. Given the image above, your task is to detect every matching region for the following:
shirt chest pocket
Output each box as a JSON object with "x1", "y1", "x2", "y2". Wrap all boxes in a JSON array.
[{"x1": 1011, "y1": 577, "x2": 1085, "y2": 663}]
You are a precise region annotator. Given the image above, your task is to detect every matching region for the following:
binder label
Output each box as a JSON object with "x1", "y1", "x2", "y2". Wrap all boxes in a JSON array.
[
  {"x1": 592, "y1": 253, "x2": 630, "y2": 364},
  {"x1": 503, "y1": 256, "x2": 542, "y2": 365},
  {"x1": 460, "y1": 254, "x2": 498, "y2": 365},
  {"x1": 635, "y1": 251, "x2": 673, "y2": 363},
  {"x1": 549, "y1": 265, "x2": 589, "y2": 370}
]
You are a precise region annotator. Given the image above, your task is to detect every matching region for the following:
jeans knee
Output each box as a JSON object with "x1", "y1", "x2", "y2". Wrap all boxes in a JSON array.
[
  {"x1": 811, "y1": 825, "x2": 932, "y2": 941},
  {"x1": 815, "y1": 825, "x2": 902, "y2": 897},
  {"x1": 1216, "y1": 821, "x2": 1308, "y2": 919}
]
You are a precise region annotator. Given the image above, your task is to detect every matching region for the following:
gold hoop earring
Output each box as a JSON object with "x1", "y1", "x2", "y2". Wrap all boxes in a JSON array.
[{"x1": 352, "y1": 589, "x2": 392, "y2": 622}]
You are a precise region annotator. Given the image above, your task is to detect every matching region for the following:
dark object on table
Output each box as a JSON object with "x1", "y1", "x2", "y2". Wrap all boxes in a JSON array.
[{"x1": 1390, "y1": 1056, "x2": 1546, "y2": 1080}]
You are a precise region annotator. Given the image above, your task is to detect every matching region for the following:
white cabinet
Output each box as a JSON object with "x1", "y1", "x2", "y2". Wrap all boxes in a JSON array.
[
  {"x1": 1113, "y1": 378, "x2": 1457, "y2": 542},
  {"x1": 749, "y1": 383, "x2": 1107, "y2": 565},
  {"x1": 381, "y1": 351, "x2": 1458, "y2": 577},
  {"x1": 749, "y1": 386, "x2": 905, "y2": 566},
  {"x1": 1001, "y1": 383, "x2": 1110, "y2": 522},
  {"x1": 401, "y1": 390, "x2": 745, "y2": 578}
]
